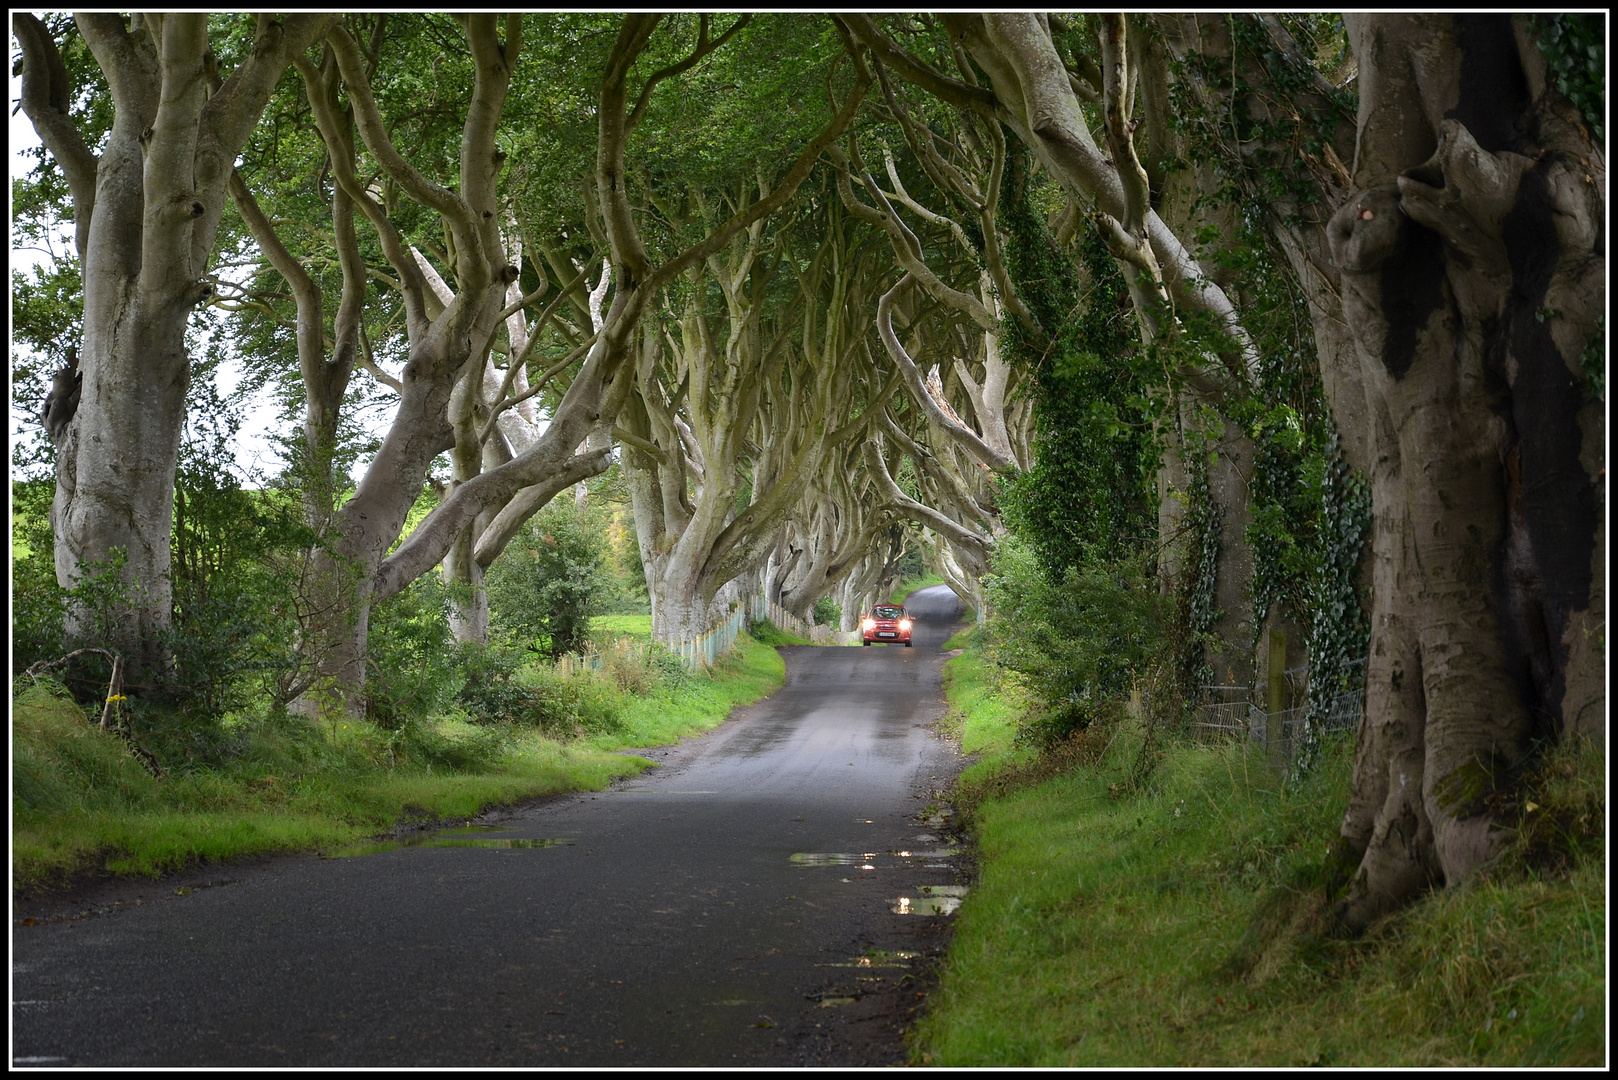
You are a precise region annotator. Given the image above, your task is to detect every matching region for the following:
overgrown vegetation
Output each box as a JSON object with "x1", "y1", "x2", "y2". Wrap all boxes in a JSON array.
[
  {"x1": 12, "y1": 631, "x2": 788, "y2": 894},
  {"x1": 484, "y1": 499, "x2": 629, "y2": 660},
  {"x1": 982, "y1": 538, "x2": 1169, "y2": 747},
  {"x1": 920, "y1": 635, "x2": 1604, "y2": 1067}
]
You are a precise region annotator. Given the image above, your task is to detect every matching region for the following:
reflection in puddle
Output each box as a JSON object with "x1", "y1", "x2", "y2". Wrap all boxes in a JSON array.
[
  {"x1": 792, "y1": 850, "x2": 954, "y2": 867},
  {"x1": 892, "y1": 896, "x2": 961, "y2": 916},
  {"x1": 326, "y1": 826, "x2": 574, "y2": 858},
  {"x1": 919, "y1": 885, "x2": 969, "y2": 897},
  {"x1": 816, "y1": 949, "x2": 921, "y2": 969},
  {"x1": 790, "y1": 852, "x2": 879, "y2": 866}
]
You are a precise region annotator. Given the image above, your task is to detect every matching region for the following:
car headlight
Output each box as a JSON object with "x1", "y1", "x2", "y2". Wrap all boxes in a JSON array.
[
  {"x1": 899, "y1": 619, "x2": 912, "y2": 631},
  {"x1": 862, "y1": 618, "x2": 876, "y2": 631}
]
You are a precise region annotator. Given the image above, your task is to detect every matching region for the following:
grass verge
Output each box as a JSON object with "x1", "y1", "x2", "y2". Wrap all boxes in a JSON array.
[
  {"x1": 13, "y1": 631, "x2": 789, "y2": 895},
  {"x1": 916, "y1": 638, "x2": 1605, "y2": 1067}
]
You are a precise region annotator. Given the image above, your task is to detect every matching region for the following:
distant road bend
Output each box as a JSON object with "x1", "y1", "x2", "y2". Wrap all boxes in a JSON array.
[{"x1": 12, "y1": 585, "x2": 970, "y2": 1067}]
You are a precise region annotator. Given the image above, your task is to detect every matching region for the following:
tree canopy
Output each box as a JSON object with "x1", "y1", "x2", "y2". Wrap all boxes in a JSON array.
[{"x1": 11, "y1": 12, "x2": 1605, "y2": 931}]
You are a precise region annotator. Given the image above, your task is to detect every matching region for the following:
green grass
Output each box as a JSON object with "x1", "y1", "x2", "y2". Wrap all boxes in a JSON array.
[
  {"x1": 916, "y1": 640, "x2": 1606, "y2": 1067},
  {"x1": 938, "y1": 630, "x2": 1029, "y2": 768},
  {"x1": 13, "y1": 631, "x2": 792, "y2": 894},
  {"x1": 888, "y1": 572, "x2": 947, "y2": 604},
  {"x1": 589, "y1": 613, "x2": 653, "y2": 642},
  {"x1": 589, "y1": 630, "x2": 788, "y2": 750}
]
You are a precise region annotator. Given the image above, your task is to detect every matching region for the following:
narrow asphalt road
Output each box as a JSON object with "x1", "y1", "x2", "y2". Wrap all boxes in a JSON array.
[{"x1": 11, "y1": 586, "x2": 970, "y2": 1067}]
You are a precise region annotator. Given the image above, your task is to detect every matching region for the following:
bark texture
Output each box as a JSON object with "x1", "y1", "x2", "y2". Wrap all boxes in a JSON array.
[{"x1": 1325, "y1": 14, "x2": 1605, "y2": 929}]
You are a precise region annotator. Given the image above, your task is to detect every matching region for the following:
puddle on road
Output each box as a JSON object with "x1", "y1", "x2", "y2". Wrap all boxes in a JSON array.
[
  {"x1": 893, "y1": 885, "x2": 970, "y2": 916},
  {"x1": 892, "y1": 895, "x2": 962, "y2": 915},
  {"x1": 790, "y1": 852, "x2": 879, "y2": 867},
  {"x1": 815, "y1": 949, "x2": 920, "y2": 969},
  {"x1": 326, "y1": 826, "x2": 574, "y2": 858},
  {"x1": 791, "y1": 849, "x2": 956, "y2": 867}
]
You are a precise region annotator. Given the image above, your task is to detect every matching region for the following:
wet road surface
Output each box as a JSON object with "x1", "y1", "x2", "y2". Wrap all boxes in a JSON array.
[{"x1": 11, "y1": 586, "x2": 970, "y2": 1067}]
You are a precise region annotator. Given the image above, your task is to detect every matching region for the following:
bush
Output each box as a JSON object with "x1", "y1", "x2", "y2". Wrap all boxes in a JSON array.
[
  {"x1": 12, "y1": 479, "x2": 64, "y2": 674},
  {"x1": 485, "y1": 502, "x2": 613, "y2": 659},
  {"x1": 453, "y1": 642, "x2": 625, "y2": 738},
  {"x1": 165, "y1": 477, "x2": 309, "y2": 716},
  {"x1": 812, "y1": 596, "x2": 841, "y2": 627},
  {"x1": 985, "y1": 536, "x2": 1169, "y2": 747},
  {"x1": 598, "y1": 642, "x2": 691, "y2": 696},
  {"x1": 365, "y1": 573, "x2": 464, "y2": 728}
]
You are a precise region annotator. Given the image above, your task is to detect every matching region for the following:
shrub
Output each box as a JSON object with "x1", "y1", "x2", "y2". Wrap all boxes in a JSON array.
[
  {"x1": 598, "y1": 642, "x2": 690, "y2": 696},
  {"x1": 485, "y1": 502, "x2": 613, "y2": 659},
  {"x1": 812, "y1": 596, "x2": 841, "y2": 627},
  {"x1": 11, "y1": 479, "x2": 64, "y2": 674},
  {"x1": 453, "y1": 642, "x2": 625, "y2": 738},
  {"x1": 365, "y1": 573, "x2": 464, "y2": 728},
  {"x1": 985, "y1": 535, "x2": 1169, "y2": 747}
]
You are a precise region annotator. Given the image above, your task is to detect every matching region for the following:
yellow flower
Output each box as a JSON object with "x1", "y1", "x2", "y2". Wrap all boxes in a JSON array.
[{"x1": 105, "y1": 694, "x2": 127, "y2": 702}]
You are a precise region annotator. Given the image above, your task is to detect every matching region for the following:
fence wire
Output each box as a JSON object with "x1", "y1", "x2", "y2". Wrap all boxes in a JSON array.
[{"x1": 1192, "y1": 664, "x2": 1366, "y2": 765}]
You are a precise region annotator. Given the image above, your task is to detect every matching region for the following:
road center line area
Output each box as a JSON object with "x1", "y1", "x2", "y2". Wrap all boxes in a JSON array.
[{"x1": 11, "y1": 586, "x2": 970, "y2": 1067}]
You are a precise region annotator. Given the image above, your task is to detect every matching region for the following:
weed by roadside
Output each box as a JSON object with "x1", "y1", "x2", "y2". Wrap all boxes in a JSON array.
[{"x1": 747, "y1": 618, "x2": 811, "y2": 648}]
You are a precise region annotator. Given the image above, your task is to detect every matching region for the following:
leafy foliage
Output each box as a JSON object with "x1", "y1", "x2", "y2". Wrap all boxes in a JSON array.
[
  {"x1": 811, "y1": 596, "x2": 841, "y2": 627},
  {"x1": 999, "y1": 150, "x2": 1160, "y2": 580},
  {"x1": 453, "y1": 643, "x2": 623, "y2": 736},
  {"x1": 364, "y1": 572, "x2": 463, "y2": 728},
  {"x1": 12, "y1": 480, "x2": 65, "y2": 672},
  {"x1": 484, "y1": 502, "x2": 613, "y2": 660},
  {"x1": 985, "y1": 537, "x2": 1168, "y2": 747},
  {"x1": 1532, "y1": 14, "x2": 1606, "y2": 140}
]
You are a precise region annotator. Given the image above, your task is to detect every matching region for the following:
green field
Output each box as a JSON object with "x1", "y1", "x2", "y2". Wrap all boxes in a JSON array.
[{"x1": 589, "y1": 614, "x2": 654, "y2": 642}]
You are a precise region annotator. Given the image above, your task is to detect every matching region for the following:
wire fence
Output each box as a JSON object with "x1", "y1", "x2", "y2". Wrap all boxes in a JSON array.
[
  {"x1": 554, "y1": 592, "x2": 815, "y2": 676},
  {"x1": 1192, "y1": 660, "x2": 1367, "y2": 763}
]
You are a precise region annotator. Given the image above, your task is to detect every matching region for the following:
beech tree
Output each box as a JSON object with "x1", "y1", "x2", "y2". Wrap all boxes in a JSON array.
[
  {"x1": 838, "y1": 14, "x2": 1268, "y2": 687},
  {"x1": 1320, "y1": 13, "x2": 1605, "y2": 930},
  {"x1": 618, "y1": 188, "x2": 887, "y2": 639},
  {"x1": 13, "y1": 12, "x2": 331, "y2": 682},
  {"x1": 13, "y1": 13, "x2": 1601, "y2": 932}
]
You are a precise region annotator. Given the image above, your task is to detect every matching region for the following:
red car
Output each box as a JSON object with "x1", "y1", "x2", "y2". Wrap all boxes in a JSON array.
[{"x1": 861, "y1": 604, "x2": 913, "y2": 646}]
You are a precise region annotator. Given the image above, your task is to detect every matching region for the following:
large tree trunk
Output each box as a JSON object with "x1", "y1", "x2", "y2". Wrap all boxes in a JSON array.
[
  {"x1": 1325, "y1": 14, "x2": 1605, "y2": 930},
  {"x1": 15, "y1": 13, "x2": 329, "y2": 685}
]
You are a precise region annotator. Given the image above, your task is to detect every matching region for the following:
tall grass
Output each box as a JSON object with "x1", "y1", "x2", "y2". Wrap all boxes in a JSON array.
[{"x1": 916, "y1": 641, "x2": 1605, "y2": 1067}]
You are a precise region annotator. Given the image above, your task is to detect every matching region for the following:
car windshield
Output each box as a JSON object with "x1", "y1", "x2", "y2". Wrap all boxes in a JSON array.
[{"x1": 873, "y1": 606, "x2": 905, "y2": 619}]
